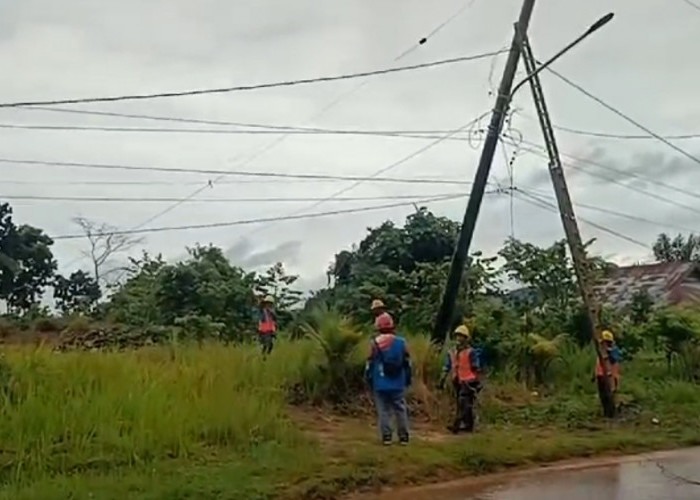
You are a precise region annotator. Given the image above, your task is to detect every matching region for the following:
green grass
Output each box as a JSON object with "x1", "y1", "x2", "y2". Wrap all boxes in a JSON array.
[{"x1": 0, "y1": 337, "x2": 699, "y2": 499}]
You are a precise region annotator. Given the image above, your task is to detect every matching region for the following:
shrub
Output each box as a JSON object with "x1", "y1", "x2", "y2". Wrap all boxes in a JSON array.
[
  {"x1": 32, "y1": 316, "x2": 64, "y2": 333},
  {"x1": 63, "y1": 315, "x2": 92, "y2": 335},
  {"x1": 298, "y1": 305, "x2": 365, "y2": 406},
  {"x1": 645, "y1": 307, "x2": 700, "y2": 368},
  {"x1": 0, "y1": 317, "x2": 18, "y2": 339}
]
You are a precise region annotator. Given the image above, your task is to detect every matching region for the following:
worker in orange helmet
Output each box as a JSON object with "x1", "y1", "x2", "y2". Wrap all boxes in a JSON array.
[
  {"x1": 365, "y1": 312, "x2": 412, "y2": 446},
  {"x1": 257, "y1": 295, "x2": 277, "y2": 356},
  {"x1": 439, "y1": 325, "x2": 482, "y2": 434}
]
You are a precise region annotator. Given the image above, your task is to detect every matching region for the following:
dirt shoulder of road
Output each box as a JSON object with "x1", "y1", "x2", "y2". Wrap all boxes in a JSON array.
[{"x1": 285, "y1": 407, "x2": 700, "y2": 500}]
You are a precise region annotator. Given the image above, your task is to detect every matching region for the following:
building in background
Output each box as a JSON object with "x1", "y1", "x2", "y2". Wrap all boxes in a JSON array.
[{"x1": 595, "y1": 262, "x2": 700, "y2": 309}]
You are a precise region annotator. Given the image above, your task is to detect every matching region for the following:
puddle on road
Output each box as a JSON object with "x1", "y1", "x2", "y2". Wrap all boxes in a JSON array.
[{"x1": 362, "y1": 448, "x2": 700, "y2": 500}]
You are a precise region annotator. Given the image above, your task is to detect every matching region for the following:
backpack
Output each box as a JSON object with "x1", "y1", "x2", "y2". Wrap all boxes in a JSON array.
[{"x1": 373, "y1": 337, "x2": 404, "y2": 379}]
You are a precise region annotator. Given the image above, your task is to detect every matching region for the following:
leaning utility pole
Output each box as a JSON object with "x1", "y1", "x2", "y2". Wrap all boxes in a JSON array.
[
  {"x1": 432, "y1": 0, "x2": 537, "y2": 343},
  {"x1": 519, "y1": 36, "x2": 615, "y2": 417}
]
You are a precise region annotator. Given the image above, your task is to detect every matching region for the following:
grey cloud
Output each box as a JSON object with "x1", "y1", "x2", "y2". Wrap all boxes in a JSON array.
[{"x1": 227, "y1": 239, "x2": 301, "y2": 269}]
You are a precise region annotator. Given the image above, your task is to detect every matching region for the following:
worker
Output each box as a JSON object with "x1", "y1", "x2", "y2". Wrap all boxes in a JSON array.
[
  {"x1": 440, "y1": 325, "x2": 482, "y2": 434},
  {"x1": 594, "y1": 329, "x2": 622, "y2": 418},
  {"x1": 257, "y1": 295, "x2": 277, "y2": 356},
  {"x1": 370, "y1": 299, "x2": 386, "y2": 318},
  {"x1": 365, "y1": 312, "x2": 412, "y2": 446}
]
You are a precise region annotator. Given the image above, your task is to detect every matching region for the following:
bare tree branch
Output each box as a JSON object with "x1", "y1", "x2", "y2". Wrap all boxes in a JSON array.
[{"x1": 72, "y1": 217, "x2": 144, "y2": 286}]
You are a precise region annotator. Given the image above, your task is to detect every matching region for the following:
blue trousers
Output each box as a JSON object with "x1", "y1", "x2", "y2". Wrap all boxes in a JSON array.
[{"x1": 374, "y1": 390, "x2": 409, "y2": 441}]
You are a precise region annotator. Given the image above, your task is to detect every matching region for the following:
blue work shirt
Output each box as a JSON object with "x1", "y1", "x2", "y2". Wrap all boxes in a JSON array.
[
  {"x1": 365, "y1": 333, "x2": 412, "y2": 393},
  {"x1": 607, "y1": 345, "x2": 622, "y2": 364}
]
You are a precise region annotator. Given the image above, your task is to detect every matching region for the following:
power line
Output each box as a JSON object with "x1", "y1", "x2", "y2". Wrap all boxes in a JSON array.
[
  {"x1": 0, "y1": 51, "x2": 505, "y2": 109},
  {"x1": 513, "y1": 189, "x2": 650, "y2": 249},
  {"x1": 12, "y1": 106, "x2": 700, "y2": 143},
  {"x1": 394, "y1": 0, "x2": 479, "y2": 60},
  {"x1": 3, "y1": 193, "x2": 463, "y2": 204},
  {"x1": 517, "y1": 112, "x2": 700, "y2": 141},
  {"x1": 50, "y1": 193, "x2": 471, "y2": 240},
  {"x1": 517, "y1": 186, "x2": 699, "y2": 234},
  {"x1": 236, "y1": 109, "x2": 492, "y2": 241},
  {"x1": 0, "y1": 157, "x2": 475, "y2": 185},
  {"x1": 680, "y1": 0, "x2": 700, "y2": 12},
  {"x1": 548, "y1": 123, "x2": 700, "y2": 141},
  {"x1": 503, "y1": 137, "x2": 700, "y2": 213},
  {"x1": 545, "y1": 67, "x2": 700, "y2": 168},
  {"x1": 0, "y1": 121, "x2": 475, "y2": 142}
]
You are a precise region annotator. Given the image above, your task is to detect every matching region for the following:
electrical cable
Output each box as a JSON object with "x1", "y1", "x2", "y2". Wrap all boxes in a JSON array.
[
  {"x1": 41, "y1": 7, "x2": 488, "y2": 256},
  {"x1": 680, "y1": 0, "x2": 700, "y2": 12},
  {"x1": 236, "y1": 109, "x2": 492, "y2": 242},
  {"x1": 0, "y1": 121, "x2": 471, "y2": 141},
  {"x1": 393, "y1": 0, "x2": 479, "y2": 60},
  {"x1": 14, "y1": 105, "x2": 700, "y2": 142},
  {"x1": 49, "y1": 193, "x2": 471, "y2": 240},
  {"x1": 516, "y1": 111, "x2": 700, "y2": 141},
  {"x1": 516, "y1": 186, "x2": 700, "y2": 234},
  {"x1": 0, "y1": 157, "x2": 475, "y2": 185},
  {"x1": 0, "y1": 51, "x2": 504, "y2": 109},
  {"x1": 127, "y1": 55, "x2": 497, "y2": 230},
  {"x1": 544, "y1": 67, "x2": 700, "y2": 167},
  {"x1": 502, "y1": 136, "x2": 700, "y2": 213},
  {"x1": 512, "y1": 189, "x2": 650, "y2": 249},
  {"x1": 2, "y1": 193, "x2": 464, "y2": 204}
]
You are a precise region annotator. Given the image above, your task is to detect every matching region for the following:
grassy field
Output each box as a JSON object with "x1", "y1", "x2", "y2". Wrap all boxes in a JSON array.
[{"x1": 0, "y1": 338, "x2": 699, "y2": 499}]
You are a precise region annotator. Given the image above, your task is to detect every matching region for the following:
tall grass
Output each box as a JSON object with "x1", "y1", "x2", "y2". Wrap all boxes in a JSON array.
[
  {"x1": 0, "y1": 343, "x2": 310, "y2": 484},
  {"x1": 2, "y1": 321, "x2": 700, "y2": 492}
]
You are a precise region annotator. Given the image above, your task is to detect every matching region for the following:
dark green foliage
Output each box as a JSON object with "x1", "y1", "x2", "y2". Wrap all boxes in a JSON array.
[
  {"x1": 323, "y1": 207, "x2": 500, "y2": 331},
  {"x1": 54, "y1": 270, "x2": 101, "y2": 315},
  {"x1": 653, "y1": 233, "x2": 700, "y2": 262},
  {"x1": 0, "y1": 203, "x2": 57, "y2": 313},
  {"x1": 297, "y1": 304, "x2": 365, "y2": 405},
  {"x1": 254, "y1": 262, "x2": 303, "y2": 327}
]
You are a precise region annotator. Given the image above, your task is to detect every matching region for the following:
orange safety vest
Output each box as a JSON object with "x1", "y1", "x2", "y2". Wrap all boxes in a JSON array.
[
  {"x1": 450, "y1": 348, "x2": 478, "y2": 383},
  {"x1": 595, "y1": 357, "x2": 620, "y2": 378},
  {"x1": 258, "y1": 309, "x2": 276, "y2": 335}
]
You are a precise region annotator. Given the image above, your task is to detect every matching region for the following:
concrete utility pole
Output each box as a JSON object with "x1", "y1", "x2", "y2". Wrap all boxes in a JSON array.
[
  {"x1": 432, "y1": 0, "x2": 536, "y2": 343},
  {"x1": 520, "y1": 35, "x2": 616, "y2": 418}
]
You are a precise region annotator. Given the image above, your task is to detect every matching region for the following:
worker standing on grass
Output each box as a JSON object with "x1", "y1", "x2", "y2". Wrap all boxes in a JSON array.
[
  {"x1": 257, "y1": 295, "x2": 277, "y2": 356},
  {"x1": 365, "y1": 312, "x2": 412, "y2": 446},
  {"x1": 594, "y1": 330, "x2": 622, "y2": 417},
  {"x1": 440, "y1": 325, "x2": 482, "y2": 434}
]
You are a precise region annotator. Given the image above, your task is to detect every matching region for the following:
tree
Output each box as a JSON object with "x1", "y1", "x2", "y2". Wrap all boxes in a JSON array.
[
  {"x1": 653, "y1": 233, "x2": 700, "y2": 262},
  {"x1": 154, "y1": 245, "x2": 257, "y2": 339},
  {"x1": 105, "y1": 252, "x2": 166, "y2": 326},
  {"x1": 499, "y1": 238, "x2": 578, "y2": 314},
  {"x1": 54, "y1": 270, "x2": 101, "y2": 315},
  {"x1": 0, "y1": 203, "x2": 57, "y2": 313},
  {"x1": 320, "y1": 207, "x2": 499, "y2": 331},
  {"x1": 254, "y1": 262, "x2": 303, "y2": 325},
  {"x1": 73, "y1": 217, "x2": 144, "y2": 286}
]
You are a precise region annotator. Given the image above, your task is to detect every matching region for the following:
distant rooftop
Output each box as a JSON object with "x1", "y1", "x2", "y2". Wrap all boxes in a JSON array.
[{"x1": 595, "y1": 261, "x2": 700, "y2": 308}]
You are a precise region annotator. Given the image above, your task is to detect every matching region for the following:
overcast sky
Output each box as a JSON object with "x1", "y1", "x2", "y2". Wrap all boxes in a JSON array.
[{"x1": 1, "y1": 0, "x2": 699, "y2": 292}]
